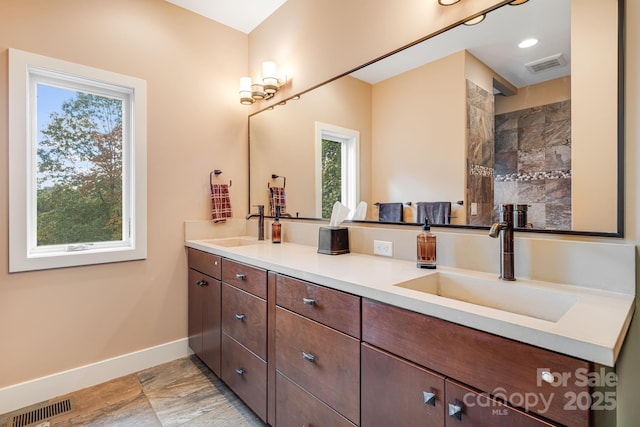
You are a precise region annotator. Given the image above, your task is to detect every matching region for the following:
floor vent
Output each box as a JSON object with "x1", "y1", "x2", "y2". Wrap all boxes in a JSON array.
[{"x1": 11, "y1": 399, "x2": 72, "y2": 427}]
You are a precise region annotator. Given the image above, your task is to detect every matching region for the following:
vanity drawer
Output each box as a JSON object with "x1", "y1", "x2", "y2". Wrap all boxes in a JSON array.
[
  {"x1": 221, "y1": 283, "x2": 267, "y2": 360},
  {"x1": 275, "y1": 307, "x2": 360, "y2": 425},
  {"x1": 222, "y1": 258, "x2": 267, "y2": 299},
  {"x1": 221, "y1": 333, "x2": 267, "y2": 422},
  {"x1": 362, "y1": 298, "x2": 590, "y2": 427},
  {"x1": 361, "y1": 343, "x2": 445, "y2": 427},
  {"x1": 275, "y1": 371, "x2": 356, "y2": 427},
  {"x1": 276, "y1": 274, "x2": 361, "y2": 338},
  {"x1": 187, "y1": 248, "x2": 221, "y2": 279}
]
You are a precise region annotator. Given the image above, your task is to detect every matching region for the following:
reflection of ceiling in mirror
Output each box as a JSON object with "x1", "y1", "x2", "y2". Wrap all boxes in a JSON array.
[{"x1": 350, "y1": 0, "x2": 570, "y2": 88}]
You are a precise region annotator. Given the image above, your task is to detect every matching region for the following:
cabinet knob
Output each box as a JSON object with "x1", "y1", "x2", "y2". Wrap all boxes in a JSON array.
[
  {"x1": 235, "y1": 368, "x2": 245, "y2": 376},
  {"x1": 235, "y1": 313, "x2": 246, "y2": 321},
  {"x1": 540, "y1": 370, "x2": 555, "y2": 384},
  {"x1": 302, "y1": 351, "x2": 316, "y2": 363},
  {"x1": 302, "y1": 297, "x2": 316, "y2": 306},
  {"x1": 423, "y1": 391, "x2": 437, "y2": 407},
  {"x1": 235, "y1": 273, "x2": 247, "y2": 280},
  {"x1": 448, "y1": 403, "x2": 462, "y2": 421},
  {"x1": 196, "y1": 280, "x2": 208, "y2": 287}
]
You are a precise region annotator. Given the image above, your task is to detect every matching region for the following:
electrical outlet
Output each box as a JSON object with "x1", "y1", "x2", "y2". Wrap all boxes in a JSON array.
[
  {"x1": 373, "y1": 240, "x2": 393, "y2": 257},
  {"x1": 471, "y1": 202, "x2": 478, "y2": 216}
]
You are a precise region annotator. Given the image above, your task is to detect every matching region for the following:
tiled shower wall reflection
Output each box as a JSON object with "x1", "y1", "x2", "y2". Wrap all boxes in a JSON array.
[
  {"x1": 494, "y1": 100, "x2": 572, "y2": 230},
  {"x1": 466, "y1": 80, "x2": 494, "y2": 226}
]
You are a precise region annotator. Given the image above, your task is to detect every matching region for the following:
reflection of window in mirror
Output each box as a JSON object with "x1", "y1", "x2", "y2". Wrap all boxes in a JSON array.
[{"x1": 314, "y1": 122, "x2": 359, "y2": 218}]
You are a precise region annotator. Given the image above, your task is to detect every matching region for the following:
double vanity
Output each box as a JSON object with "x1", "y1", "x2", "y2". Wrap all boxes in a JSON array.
[{"x1": 185, "y1": 230, "x2": 634, "y2": 427}]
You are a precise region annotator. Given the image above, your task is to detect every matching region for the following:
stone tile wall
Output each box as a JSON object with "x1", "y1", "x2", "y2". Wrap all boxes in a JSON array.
[{"x1": 494, "y1": 100, "x2": 572, "y2": 230}]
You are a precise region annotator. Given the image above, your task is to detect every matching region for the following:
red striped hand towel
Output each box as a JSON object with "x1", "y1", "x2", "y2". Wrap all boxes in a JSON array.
[
  {"x1": 211, "y1": 184, "x2": 232, "y2": 223},
  {"x1": 269, "y1": 186, "x2": 287, "y2": 216}
]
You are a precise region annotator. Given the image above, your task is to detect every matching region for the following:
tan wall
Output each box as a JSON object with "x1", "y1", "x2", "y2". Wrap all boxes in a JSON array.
[
  {"x1": 495, "y1": 76, "x2": 571, "y2": 115},
  {"x1": 371, "y1": 51, "x2": 467, "y2": 223},
  {"x1": 250, "y1": 75, "x2": 372, "y2": 217},
  {"x1": 572, "y1": 0, "x2": 619, "y2": 232},
  {"x1": 0, "y1": 0, "x2": 247, "y2": 387}
]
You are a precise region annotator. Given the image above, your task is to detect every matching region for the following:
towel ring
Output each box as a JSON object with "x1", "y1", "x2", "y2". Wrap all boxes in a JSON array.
[
  {"x1": 268, "y1": 174, "x2": 286, "y2": 189},
  {"x1": 210, "y1": 170, "x2": 232, "y2": 187}
]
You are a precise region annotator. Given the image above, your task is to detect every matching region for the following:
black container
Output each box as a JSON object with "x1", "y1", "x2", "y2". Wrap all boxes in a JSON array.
[{"x1": 318, "y1": 226, "x2": 350, "y2": 255}]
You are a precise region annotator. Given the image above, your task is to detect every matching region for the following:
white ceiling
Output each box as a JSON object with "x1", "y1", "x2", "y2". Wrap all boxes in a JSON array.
[
  {"x1": 165, "y1": 0, "x2": 287, "y2": 34},
  {"x1": 351, "y1": 0, "x2": 570, "y2": 88},
  {"x1": 166, "y1": 0, "x2": 570, "y2": 89}
]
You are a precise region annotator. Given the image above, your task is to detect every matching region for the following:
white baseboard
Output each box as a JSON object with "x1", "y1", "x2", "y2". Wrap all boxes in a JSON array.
[{"x1": 0, "y1": 338, "x2": 191, "y2": 415}]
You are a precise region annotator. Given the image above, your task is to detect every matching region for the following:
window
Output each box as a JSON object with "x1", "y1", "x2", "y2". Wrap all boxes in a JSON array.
[
  {"x1": 9, "y1": 49, "x2": 147, "y2": 272},
  {"x1": 315, "y1": 122, "x2": 360, "y2": 218}
]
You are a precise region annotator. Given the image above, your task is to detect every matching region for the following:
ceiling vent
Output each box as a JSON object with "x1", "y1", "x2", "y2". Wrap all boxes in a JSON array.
[{"x1": 525, "y1": 53, "x2": 568, "y2": 73}]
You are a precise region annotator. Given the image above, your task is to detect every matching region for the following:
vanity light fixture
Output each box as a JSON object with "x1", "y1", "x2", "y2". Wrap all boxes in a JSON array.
[
  {"x1": 518, "y1": 38, "x2": 538, "y2": 48},
  {"x1": 463, "y1": 14, "x2": 485, "y2": 26},
  {"x1": 239, "y1": 61, "x2": 287, "y2": 105},
  {"x1": 438, "y1": 0, "x2": 461, "y2": 5}
]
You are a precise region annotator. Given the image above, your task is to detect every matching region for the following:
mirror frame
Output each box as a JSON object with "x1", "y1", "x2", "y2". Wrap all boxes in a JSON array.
[{"x1": 248, "y1": 0, "x2": 625, "y2": 238}]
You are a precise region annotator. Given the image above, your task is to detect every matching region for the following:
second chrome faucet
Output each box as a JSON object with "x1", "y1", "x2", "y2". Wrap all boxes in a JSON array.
[{"x1": 489, "y1": 204, "x2": 515, "y2": 281}]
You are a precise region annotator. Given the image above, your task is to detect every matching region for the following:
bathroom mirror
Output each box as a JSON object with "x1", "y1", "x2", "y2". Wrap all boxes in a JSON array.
[{"x1": 249, "y1": 0, "x2": 623, "y2": 236}]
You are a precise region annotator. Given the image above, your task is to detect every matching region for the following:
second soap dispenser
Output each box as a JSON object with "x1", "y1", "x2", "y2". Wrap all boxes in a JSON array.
[
  {"x1": 417, "y1": 217, "x2": 436, "y2": 269},
  {"x1": 272, "y1": 205, "x2": 282, "y2": 243}
]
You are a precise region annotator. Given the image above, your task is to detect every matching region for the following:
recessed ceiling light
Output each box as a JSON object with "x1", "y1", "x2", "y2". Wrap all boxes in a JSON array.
[
  {"x1": 509, "y1": 0, "x2": 530, "y2": 5},
  {"x1": 438, "y1": 0, "x2": 461, "y2": 5},
  {"x1": 518, "y1": 38, "x2": 538, "y2": 48}
]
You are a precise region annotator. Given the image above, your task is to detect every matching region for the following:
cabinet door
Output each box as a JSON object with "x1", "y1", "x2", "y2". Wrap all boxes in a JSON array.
[
  {"x1": 276, "y1": 372, "x2": 356, "y2": 427},
  {"x1": 222, "y1": 258, "x2": 267, "y2": 298},
  {"x1": 221, "y1": 334, "x2": 267, "y2": 422},
  {"x1": 188, "y1": 248, "x2": 221, "y2": 278},
  {"x1": 275, "y1": 306, "x2": 360, "y2": 425},
  {"x1": 445, "y1": 380, "x2": 558, "y2": 427},
  {"x1": 361, "y1": 343, "x2": 445, "y2": 427},
  {"x1": 188, "y1": 269, "x2": 221, "y2": 376},
  {"x1": 276, "y1": 274, "x2": 361, "y2": 337},
  {"x1": 188, "y1": 269, "x2": 204, "y2": 356},
  {"x1": 363, "y1": 298, "x2": 589, "y2": 427},
  {"x1": 221, "y1": 283, "x2": 267, "y2": 360}
]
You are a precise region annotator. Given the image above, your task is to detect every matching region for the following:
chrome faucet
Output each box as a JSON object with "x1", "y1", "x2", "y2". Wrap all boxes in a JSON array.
[
  {"x1": 246, "y1": 205, "x2": 265, "y2": 240},
  {"x1": 489, "y1": 204, "x2": 515, "y2": 281}
]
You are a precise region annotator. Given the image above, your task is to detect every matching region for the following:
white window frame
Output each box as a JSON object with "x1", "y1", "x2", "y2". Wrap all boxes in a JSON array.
[
  {"x1": 9, "y1": 48, "x2": 147, "y2": 272},
  {"x1": 314, "y1": 122, "x2": 360, "y2": 217}
]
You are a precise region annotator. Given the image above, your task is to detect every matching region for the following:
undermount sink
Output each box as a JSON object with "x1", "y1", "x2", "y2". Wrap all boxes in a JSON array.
[
  {"x1": 394, "y1": 271, "x2": 579, "y2": 322},
  {"x1": 200, "y1": 237, "x2": 264, "y2": 247}
]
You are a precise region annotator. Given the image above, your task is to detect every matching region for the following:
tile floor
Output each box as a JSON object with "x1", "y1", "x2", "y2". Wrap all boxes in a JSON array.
[{"x1": 0, "y1": 356, "x2": 266, "y2": 426}]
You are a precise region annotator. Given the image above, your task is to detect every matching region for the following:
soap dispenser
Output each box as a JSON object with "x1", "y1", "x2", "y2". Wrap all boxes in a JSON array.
[
  {"x1": 417, "y1": 217, "x2": 436, "y2": 269},
  {"x1": 272, "y1": 205, "x2": 282, "y2": 243}
]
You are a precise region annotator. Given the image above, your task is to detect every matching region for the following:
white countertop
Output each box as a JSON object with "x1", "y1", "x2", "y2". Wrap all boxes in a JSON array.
[{"x1": 186, "y1": 237, "x2": 635, "y2": 367}]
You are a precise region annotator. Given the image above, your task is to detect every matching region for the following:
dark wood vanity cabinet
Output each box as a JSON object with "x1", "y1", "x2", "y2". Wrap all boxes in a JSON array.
[
  {"x1": 362, "y1": 298, "x2": 590, "y2": 427},
  {"x1": 220, "y1": 259, "x2": 268, "y2": 422},
  {"x1": 187, "y1": 249, "x2": 222, "y2": 376},
  {"x1": 188, "y1": 250, "x2": 596, "y2": 427},
  {"x1": 274, "y1": 274, "x2": 361, "y2": 426}
]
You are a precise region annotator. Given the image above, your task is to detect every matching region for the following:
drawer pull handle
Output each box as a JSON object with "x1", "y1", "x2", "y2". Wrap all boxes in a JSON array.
[
  {"x1": 540, "y1": 370, "x2": 555, "y2": 384},
  {"x1": 235, "y1": 273, "x2": 247, "y2": 280},
  {"x1": 302, "y1": 298, "x2": 316, "y2": 306},
  {"x1": 235, "y1": 313, "x2": 246, "y2": 321},
  {"x1": 196, "y1": 280, "x2": 208, "y2": 287},
  {"x1": 235, "y1": 368, "x2": 245, "y2": 376},
  {"x1": 423, "y1": 391, "x2": 436, "y2": 407},
  {"x1": 448, "y1": 403, "x2": 462, "y2": 421},
  {"x1": 302, "y1": 351, "x2": 315, "y2": 363}
]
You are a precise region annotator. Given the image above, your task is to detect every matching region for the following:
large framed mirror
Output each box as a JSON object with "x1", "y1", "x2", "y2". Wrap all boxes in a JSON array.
[{"x1": 249, "y1": 0, "x2": 624, "y2": 237}]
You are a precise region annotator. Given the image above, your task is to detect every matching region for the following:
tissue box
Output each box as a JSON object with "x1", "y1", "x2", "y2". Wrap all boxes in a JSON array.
[{"x1": 318, "y1": 226, "x2": 350, "y2": 255}]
